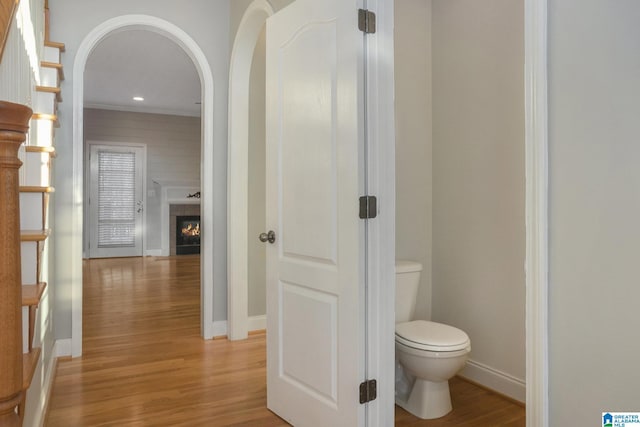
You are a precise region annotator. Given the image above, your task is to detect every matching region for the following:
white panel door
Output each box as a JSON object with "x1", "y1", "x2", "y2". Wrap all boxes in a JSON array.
[
  {"x1": 265, "y1": 1, "x2": 365, "y2": 426},
  {"x1": 89, "y1": 144, "x2": 144, "y2": 258}
]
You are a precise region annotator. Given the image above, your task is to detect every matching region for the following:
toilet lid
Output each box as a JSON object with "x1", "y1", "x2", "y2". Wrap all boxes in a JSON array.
[{"x1": 395, "y1": 320, "x2": 470, "y2": 352}]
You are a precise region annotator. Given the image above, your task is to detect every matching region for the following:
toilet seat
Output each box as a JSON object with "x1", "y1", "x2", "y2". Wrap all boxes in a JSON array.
[{"x1": 396, "y1": 320, "x2": 470, "y2": 352}]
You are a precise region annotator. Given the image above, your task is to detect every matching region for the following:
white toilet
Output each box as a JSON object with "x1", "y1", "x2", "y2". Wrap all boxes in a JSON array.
[{"x1": 395, "y1": 260, "x2": 471, "y2": 419}]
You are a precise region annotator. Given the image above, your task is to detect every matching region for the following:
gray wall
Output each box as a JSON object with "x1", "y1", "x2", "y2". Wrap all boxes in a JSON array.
[
  {"x1": 47, "y1": 0, "x2": 640, "y2": 419},
  {"x1": 83, "y1": 108, "x2": 201, "y2": 252},
  {"x1": 394, "y1": 0, "x2": 433, "y2": 321},
  {"x1": 394, "y1": 0, "x2": 525, "y2": 398},
  {"x1": 230, "y1": 0, "x2": 294, "y2": 319},
  {"x1": 431, "y1": 0, "x2": 525, "y2": 392},
  {"x1": 229, "y1": 1, "x2": 296, "y2": 321},
  {"x1": 248, "y1": 27, "x2": 266, "y2": 318},
  {"x1": 549, "y1": 0, "x2": 640, "y2": 423},
  {"x1": 50, "y1": 0, "x2": 230, "y2": 339}
]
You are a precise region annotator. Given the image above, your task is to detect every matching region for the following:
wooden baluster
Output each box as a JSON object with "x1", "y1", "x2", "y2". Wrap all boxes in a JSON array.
[
  {"x1": 0, "y1": 101, "x2": 32, "y2": 427},
  {"x1": 44, "y1": 0, "x2": 50, "y2": 43}
]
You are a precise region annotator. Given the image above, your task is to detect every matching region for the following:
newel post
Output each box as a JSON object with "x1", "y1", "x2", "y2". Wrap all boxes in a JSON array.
[{"x1": 0, "y1": 101, "x2": 32, "y2": 427}]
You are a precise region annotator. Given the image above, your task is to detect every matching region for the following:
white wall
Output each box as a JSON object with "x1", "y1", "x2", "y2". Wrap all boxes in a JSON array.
[
  {"x1": 50, "y1": 0, "x2": 230, "y2": 339},
  {"x1": 83, "y1": 108, "x2": 201, "y2": 252},
  {"x1": 430, "y1": 0, "x2": 525, "y2": 399},
  {"x1": 394, "y1": 0, "x2": 433, "y2": 321},
  {"x1": 548, "y1": 0, "x2": 640, "y2": 423}
]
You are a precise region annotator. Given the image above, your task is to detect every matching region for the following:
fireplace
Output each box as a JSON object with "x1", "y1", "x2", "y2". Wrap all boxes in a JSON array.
[{"x1": 175, "y1": 215, "x2": 201, "y2": 255}]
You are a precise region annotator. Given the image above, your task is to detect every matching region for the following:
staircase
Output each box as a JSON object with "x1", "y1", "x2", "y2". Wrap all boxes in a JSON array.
[{"x1": 0, "y1": 0, "x2": 64, "y2": 424}]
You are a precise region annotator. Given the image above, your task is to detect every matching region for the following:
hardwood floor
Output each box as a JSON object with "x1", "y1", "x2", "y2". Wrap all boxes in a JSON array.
[
  {"x1": 47, "y1": 256, "x2": 287, "y2": 426},
  {"x1": 46, "y1": 256, "x2": 524, "y2": 426},
  {"x1": 395, "y1": 378, "x2": 525, "y2": 426}
]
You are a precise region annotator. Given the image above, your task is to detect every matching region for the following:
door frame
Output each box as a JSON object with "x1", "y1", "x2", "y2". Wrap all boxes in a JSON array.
[
  {"x1": 524, "y1": 0, "x2": 549, "y2": 425},
  {"x1": 228, "y1": 0, "x2": 549, "y2": 424},
  {"x1": 227, "y1": 2, "x2": 397, "y2": 423},
  {"x1": 227, "y1": 0, "x2": 274, "y2": 341},
  {"x1": 85, "y1": 141, "x2": 148, "y2": 258},
  {"x1": 71, "y1": 15, "x2": 217, "y2": 357},
  {"x1": 362, "y1": 1, "x2": 397, "y2": 424}
]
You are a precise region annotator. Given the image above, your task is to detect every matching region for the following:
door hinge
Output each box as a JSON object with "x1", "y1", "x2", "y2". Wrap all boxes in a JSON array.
[
  {"x1": 359, "y1": 379, "x2": 377, "y2": 404},
  {"x1": 358, "y1": 9, "x2": 376, "y2": 34},
  {"x1": 359, "y1": 195, "x2": 377, "y2": 219}
]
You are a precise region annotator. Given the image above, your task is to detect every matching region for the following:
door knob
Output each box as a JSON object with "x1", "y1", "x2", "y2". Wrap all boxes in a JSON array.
[{"x1": 259, "y1": 230, "x2": 276, "y2": 244}]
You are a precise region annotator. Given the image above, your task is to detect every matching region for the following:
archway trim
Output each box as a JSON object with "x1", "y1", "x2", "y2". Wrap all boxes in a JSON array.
[
  {"x1": 71, "y1": 14, "x2": 216, "y2": 356},
  {"x1": 227, "y1": 0, "x2": 274, "y2": 340}
]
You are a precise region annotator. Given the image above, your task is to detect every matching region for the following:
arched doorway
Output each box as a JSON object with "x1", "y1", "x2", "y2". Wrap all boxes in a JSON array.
[
  {"x1": 71, "y1": 15, "x2": 216, "y2": 356},
  {"x1": 227, "y1": 0, "x2": 274, "y2": 340}
]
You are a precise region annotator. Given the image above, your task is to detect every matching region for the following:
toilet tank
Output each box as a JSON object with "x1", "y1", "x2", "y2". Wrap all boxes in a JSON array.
[{"x1": 395, "y1": 260, "x2": 423, "y2": 323}]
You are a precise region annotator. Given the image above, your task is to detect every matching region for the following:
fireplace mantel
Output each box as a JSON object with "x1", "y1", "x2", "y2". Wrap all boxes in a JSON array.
[{"x1": 160, "y1": 184, "x2": 200, "y2": 256}]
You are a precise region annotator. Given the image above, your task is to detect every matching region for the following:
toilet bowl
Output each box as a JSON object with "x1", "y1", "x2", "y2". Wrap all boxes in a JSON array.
[{"x1": 395, "y1": 261, "x2": 471, "y2": 419}]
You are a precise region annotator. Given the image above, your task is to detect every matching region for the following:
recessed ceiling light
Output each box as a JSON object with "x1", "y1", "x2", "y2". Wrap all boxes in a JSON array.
[{"x1": 133, "y1": 96, "x2": 144, "y2": 102}]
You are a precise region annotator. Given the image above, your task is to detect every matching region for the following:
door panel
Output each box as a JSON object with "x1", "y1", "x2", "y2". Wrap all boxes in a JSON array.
[
  {"x1": 89, "y1": 144, "x2": 144, "y2": 258},
  {"x1": 280, "y1": 20, "x2": 338, "y2": 265},
  {"x1": 266, "y1": 1, "x2": 365, "y2": 425},
  {"x1": 281, "y1": 281, "x2": 337, "y2": 403}
]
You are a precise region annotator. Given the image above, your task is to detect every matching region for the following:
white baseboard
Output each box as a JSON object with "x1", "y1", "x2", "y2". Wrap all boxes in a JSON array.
[
  {"x1": 459, "y1": 359, "x2": 526, "y2": 403},
  {"x1": 145, "y1": 249, "x2": 163, "y2": 257},
  {"x1": 54, "y1": 339, "x2": 72, "y2": 358},
  {"x1": 212, "y1": 321, "x2": 228, "y2": 337},
  {"x1": 248, "y1": 315, "x2": 266, "y2": 332},
  {"x1": 25, "y1": 344, "x2": 59, "y2": 427},
  {"x1": 36, "y1": 356, "x2": 58, "y2": 427},
  {"x1": 211, "y1": 317, "x2": 265, "y2": 339}
]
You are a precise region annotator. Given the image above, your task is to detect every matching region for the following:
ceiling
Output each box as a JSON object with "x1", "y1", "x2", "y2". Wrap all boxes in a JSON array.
[{"x1": 84, "y1": 30, "x2": 202, "y2": 117}]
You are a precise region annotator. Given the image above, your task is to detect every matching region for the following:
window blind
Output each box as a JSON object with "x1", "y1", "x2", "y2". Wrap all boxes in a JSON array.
[{"x1": 97, "y1": 150, "x2": 136, "y2": 248}]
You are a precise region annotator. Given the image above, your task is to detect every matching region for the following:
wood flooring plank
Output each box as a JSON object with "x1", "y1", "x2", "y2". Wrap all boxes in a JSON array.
[
  {"x1": 46, "y1": 256, "x2": 286, "y2": 427},
  {"x1": 46, "y1": 256, "x2": 524, "y2": 426}
]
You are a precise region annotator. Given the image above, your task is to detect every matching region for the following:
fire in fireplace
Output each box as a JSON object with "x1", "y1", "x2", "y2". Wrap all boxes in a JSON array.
[{"x1": 176, "y1": 215, "x2": 201, "y2": 255}]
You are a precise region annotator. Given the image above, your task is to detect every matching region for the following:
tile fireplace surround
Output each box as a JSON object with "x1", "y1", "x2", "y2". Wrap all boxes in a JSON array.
[{"x1": 160, "y1": 185, "x2": 201, "y2": 256}]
